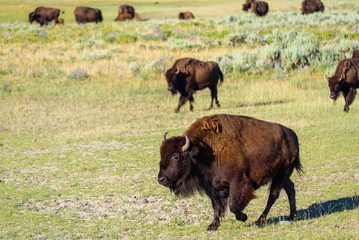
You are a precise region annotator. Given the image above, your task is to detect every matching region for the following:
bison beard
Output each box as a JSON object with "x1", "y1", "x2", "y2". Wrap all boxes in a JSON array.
[{"x1": 158, "y1": 114, "x2": 303, "y2": 230}]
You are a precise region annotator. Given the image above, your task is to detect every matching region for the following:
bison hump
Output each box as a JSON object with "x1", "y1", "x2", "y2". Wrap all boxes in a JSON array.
[{"x1": 201, "y1": 117, "x2": 220, "y2": 134}]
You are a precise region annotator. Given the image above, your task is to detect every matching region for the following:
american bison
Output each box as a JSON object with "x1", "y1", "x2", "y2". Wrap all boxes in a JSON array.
[
  {"x1": 164, "y1": 58, "x2": 224, "y2": 113},
  {"x1": 74, "y1": 6, "x2": 103, "y2": 24},
  {"x1": 301, "y1": 0, "x2": 324, "y2": 14},
  {"x1": 115, "y1": 4, "x2": 147, "y2": 21},
  {"x1": 179, "y1": 11, "x2": 195, "y2": 20},
  {"x1": 58, "y1": 18, "x2": 64, "y2": 24},
  {"x1": 352, "y1": 50, "x2": 359, "y2": 59},
  {"x1": 158, "y1": 114, "x2": 303, "y2": 230},
  {"x1": 243, "y1": 0, "x2": 269, "y2": 17},
  {"x1": 28, "y1": 7, "x2": 62, "y2": 26},
  {"x1": 115, "y1": 4, "x2": 134, "y2": 21},
  {"x1": 326, "y1": 58, "x2": 359, "y2": 112}
]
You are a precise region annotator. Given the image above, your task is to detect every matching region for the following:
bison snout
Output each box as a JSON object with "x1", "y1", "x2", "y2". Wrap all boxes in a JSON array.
[
  {"x1": 330, "y1": 93, "x2": 337, "y2": 100},
  {"x1": 158, "y1": 176, "x2": 169, "y2": 186}
]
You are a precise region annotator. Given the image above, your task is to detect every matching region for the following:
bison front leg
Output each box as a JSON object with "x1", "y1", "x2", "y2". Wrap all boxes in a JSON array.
[
  {"x1": 207, "y1": 196, "x2": 227, "y2": 231},
  {"x1": 209, "y1": 86, "x2": 220, "y2": 110},
  {"x1": 343, "y1": 88, "x2": 357, "y2": 112},
  {"x1": 175, "y1": 91, "x2": 194, "y2": 113}
]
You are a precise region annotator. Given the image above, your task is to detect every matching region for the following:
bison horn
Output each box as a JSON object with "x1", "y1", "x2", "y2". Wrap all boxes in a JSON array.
[
  {"x1": 175, "y1": 66, "x2": 180, "y2": 75},
  {"x1": 324, "y1": 73, "x2": 329, "y2": 81},
  {"x1": 163, "y1": 132, "x2": 169, "y2": 142},
  {"x1": 182, "y1": 133, "x2": 190, "y2": 152}
]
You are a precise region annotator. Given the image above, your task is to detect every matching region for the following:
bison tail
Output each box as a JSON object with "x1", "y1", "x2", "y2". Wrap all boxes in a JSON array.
[
  {"x1": 219, "y1": 69, "x2": 224, "y2": 85},
  {"x1": 294, "y1": 156, "x2": 304, "y2": 176}
]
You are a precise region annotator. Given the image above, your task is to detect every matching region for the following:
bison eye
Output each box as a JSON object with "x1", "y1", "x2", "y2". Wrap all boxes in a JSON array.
[{"x1": 171, "y1": 153, "x2": 182, "y2": 162}]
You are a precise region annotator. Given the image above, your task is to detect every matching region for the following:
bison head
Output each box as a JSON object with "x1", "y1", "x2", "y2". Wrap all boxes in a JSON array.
[
  {"x1": 326, "y1": 74, "x2": 343, "y2": 100},
  {"x1": 158, "y1": 132, "x2": 199, "y2": 196},
  {"x1": 242, "y1": 3, "x2": 251, "y2": 11},
  {"x1": 28, "y1": 12, "x2": 36, "y2": 23},
  {"x1": 165, "y1": 66, "x2": 181, "y2": 95}
]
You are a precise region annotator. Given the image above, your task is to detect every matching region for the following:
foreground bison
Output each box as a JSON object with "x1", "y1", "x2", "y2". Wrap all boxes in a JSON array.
[
  {"x1": 326, "y1": 58, "x2": 359, "y2": 112},
  {"x1": 28, "y1": 7, "x2": 62, "y2": 26},
  {"x1": 243, "y1": 0, "x2": 269, "y2": 17},
  {"x1": 158, "y1": 114, "x2": 303, "y2": 230},
  {"x1": 179, "y1": 11, "x2": 195, "y2": 20},
  {"x1": 301, "y1": 0, "x2": 324, "y2": 14},
  {"x1": 165, "y1": 58, "x2": 223, "y2": 113},
  {"x1": 74, "y1": 6, "x2": 103, "y2": 24}
]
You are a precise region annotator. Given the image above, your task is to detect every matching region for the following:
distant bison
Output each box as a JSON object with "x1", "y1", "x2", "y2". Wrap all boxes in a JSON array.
[
  {"x1": 179, "y1": 11, "x2": 195, "y2": 20},
  {"x1": 28, "y1": 7, "x2": 62, "y2": 26},
  {"x1": 74, "y1": 6, "x2": 103, "y2": 24},
  {"x1": 352, "y1": 50, "x2": 359, "y2": 59},
  {"x1": 58, "y1": 18, "x2": 64, "y2": 24},
  {"x1": 301, "y1": 0, "x2": 324, "y2": 14},
  {"x1": 165, "y1": 58, "x2": 223, "y2": 113},
  {"x1": 243, "y1": 0, "x2": 269, "y2": 16},
  {"x1": 158, "y1": 114, "x2": 303, "y2": 230},
  {"x1": 115, "y1": 4, "x2": 134, "y2": 21},
  {"x1": 115, "y1": 4, "x2": 147, "y2": 21},
  {"x1": 326, "y1": 58, "x2": 359, "y2": 112}
]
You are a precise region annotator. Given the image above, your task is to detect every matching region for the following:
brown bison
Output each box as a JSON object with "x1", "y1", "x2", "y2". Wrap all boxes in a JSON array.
[
  {"x1": 165, "y1": 58, "x2": 223, "y2": 113},
  {"x1": 352, "y1": 50, "x2": 359, "y2": 59},
  {"x1": 115, "y1": 4, "x2": 147, "y2": 21},
  {"x1": 58, "y1": 18, "x2": 64, "y2": 24},
  {"x1": 243, "y1": 0, "x2": 269, "y2": 17},
  {"x1": 301, "y1": 0, "x2": 324, "y2": 14},
  {"x1": 28, "y1": 7, "x2": 62, "y2": 26},
  {"x1": 74, "y1": 6, "x2": 103, "y2": 24},
  {"x1": 115, "y1": 4, "x2": 134, "y2": 21},
  {"x1": 158, "y1": 114, "x2": 303, "y2": 230},
  {"x1": 179, "y1": 11, "x2": 195, "y2": 20},
  {"x1": 326, "y1": 58, "x2": 359, "y2": 112}
]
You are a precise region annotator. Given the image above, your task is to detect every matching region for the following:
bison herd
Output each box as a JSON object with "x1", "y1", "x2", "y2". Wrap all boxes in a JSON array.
[
  {"x1": 28, "y1": 0, "x2": 326, "y2": 25},
  {"x1": 27, "y1": 0, "x2": 358, "y2": 232}
]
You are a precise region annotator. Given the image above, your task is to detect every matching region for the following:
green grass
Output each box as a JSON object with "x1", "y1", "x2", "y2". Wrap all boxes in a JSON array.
[{"x1": 1, "y1": 0, "x2": 359, "y2": 239}]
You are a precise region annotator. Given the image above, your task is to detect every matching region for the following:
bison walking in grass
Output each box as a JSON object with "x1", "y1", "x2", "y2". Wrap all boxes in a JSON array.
[
  {"x1": 301, "y1": 0, "x2": 324, "y2": 14},
  {"x1": 158, "y1": 114, "x2": 303, "y2": 230},
  {"x1": 164, "y1": 58, "x2": 223, "y2": 113},
  {"x1": 28, "y1": 7, "x2": 63, "y2": 26},
  {"x1": 74, "y1": 6, "x2": 103, "y2": 24},
  {"x1": 326, "y1": 58, "x2": 359, "y2": 112},
  {"x1": 243, "y1": 0, "x2": 269, "y2": 17}
]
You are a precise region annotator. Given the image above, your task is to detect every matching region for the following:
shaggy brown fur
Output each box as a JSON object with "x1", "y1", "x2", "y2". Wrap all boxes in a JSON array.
[
  {"x1": 165, "y1": 58, "x2": 223, "y2": 113},
  {"x1": 326, "y1": 58, "x2": 359, "y2": 112},
  {"x1": 352, "y1": 49, "x2": 359, "y2": 59},
  {"x1": 158, "y1": 114, "x2": 303, "y2": 230}
]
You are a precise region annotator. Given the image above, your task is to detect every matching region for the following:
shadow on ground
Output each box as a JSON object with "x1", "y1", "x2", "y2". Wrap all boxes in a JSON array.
[{"x1": 266, "y1": 195, "x2": 359, "y2": 225}]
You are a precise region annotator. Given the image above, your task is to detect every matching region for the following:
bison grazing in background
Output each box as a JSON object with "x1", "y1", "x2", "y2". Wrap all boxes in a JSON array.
[
  {"x1": 326, "y1": 58, "x2": 359, "y2": 112},
  {"x1": 301, "y1": 0, "x2": 324, "y2": 14},
  {"x1": 352, "y1": 50, "x2": 359, "y2": 59},
  {"x1": 58, "y1": 18, "x2": 64, "y2": 24},
  {"x1": 115, "y1": 4, "x2": 135, "y2": 21},
  {"x1": 74, "y1": 6, "x2": 103, "y2": 24},
  {"x1": 158, "y1": 114, "x2": 303, "y2": 230},
  {"x1": 165, "y1": 58, "x2": 224, "y2": 113},
  {"x1": 243, "y1": 0, "x2": 269, "y2": 17},
  {"x1": 179, "y1": 11, "x2": 195, "y2": 20},
  {"x1": 28, "y1": 7, "x2": 62, "y2": 26}
]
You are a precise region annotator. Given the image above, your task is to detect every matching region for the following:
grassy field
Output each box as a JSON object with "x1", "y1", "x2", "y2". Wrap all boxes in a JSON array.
[{"x1": 1, "y1": 0, "x2": 359, "y2": 239}]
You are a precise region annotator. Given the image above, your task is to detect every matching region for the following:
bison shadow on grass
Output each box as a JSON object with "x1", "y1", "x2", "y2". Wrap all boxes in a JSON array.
[{"x1": 265, "y1": 195, "x2": 359, "y2": 225}]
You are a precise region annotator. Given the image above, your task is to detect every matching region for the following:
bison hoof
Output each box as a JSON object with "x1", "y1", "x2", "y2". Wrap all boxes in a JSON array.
[
  {"x1": 255, "y1": 215, "x2": 267, "y2": 227},
  {"x1": 174, "y1": 108, "x2": 180, "y2": 113},
  {"x1": 289, "y1": 213, "x2": 298, "y2": 221},
  {"x1": 207, "y1": 223, "x2": 219, "y2": 231},
  {"x1": 344, "y1": 107, "x2": 349, "y2": 112},
  {"x1": 235, "y1": 212, "x2": 248, "y2": 222}
]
